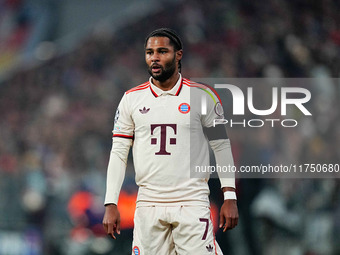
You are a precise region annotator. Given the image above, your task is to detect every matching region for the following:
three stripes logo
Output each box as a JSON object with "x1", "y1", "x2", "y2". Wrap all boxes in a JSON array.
[
  {"x1": 139, "y1": 107, "x2": 150, "y2": 114},
  {"x1": 178, "y1": 103, "x2": 190, "y2": 114},
  {"x1": 206, "y1": 244, "x2": 214, "y2": 252}
]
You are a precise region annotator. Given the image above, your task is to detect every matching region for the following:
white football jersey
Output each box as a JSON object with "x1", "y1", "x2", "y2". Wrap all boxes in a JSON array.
[{"x1": 112, "y1": 74, "x2": 224, "y2": 206}]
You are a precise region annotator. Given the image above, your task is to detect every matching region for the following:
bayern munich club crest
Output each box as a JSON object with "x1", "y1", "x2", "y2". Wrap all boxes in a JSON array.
[
  {"x1": 133, "y1": 246, "x2": 140, "y2": 255},
  {"x1": 178, "y1": 103, "x2": 190, "y2": 114}
]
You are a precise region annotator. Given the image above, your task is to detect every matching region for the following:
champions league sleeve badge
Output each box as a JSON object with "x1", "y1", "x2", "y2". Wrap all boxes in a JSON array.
[
  {"x1": 214, "y1": 102, "x2": 224, "y2": 116},
  {"x1": 114, "y1": 108, "x2": 120, "y2": 124}
]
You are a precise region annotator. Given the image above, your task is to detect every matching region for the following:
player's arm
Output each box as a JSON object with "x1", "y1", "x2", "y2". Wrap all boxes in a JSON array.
[
  {"x1": 215, "y1": 140, "x2": 238, "y2": 232},
  {"x1": 220, "y1": 186, "x2": 238, "y2": 231},
  {"x1": 209, "y1": 137, "x2": 239, "y2": 231},
  {"x1": 103, "y1": 142, "x2": 131, "y2": 239},
  {"x1": 103, "y1": 93, "x2": 134, "y2": 239},
  {"x1": 201, "y1": 85, "x2": 238, "y2": 231}
]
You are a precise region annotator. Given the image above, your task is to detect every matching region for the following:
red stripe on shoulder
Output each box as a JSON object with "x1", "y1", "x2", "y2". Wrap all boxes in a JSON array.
[
  {"x1": 182, "y1": 78, "x2": 191, "y2": 86},
  {"x1": 185, "y1": 80, "x2": 207, "y2": 88},
  {"x1": 183, "y1": 79, "x2": 206, "y2": 89},
  {"x1": 184, "y1": 80, "x2": 222, "y2": 105},
  {"x1": 126, "y1": 82, "x2": 150, "y2": 94}
]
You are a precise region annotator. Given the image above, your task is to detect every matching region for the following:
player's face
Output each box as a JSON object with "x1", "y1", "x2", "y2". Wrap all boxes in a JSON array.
[{"x1": 145, "y1": 37, "x2": 181, "y2": 82}]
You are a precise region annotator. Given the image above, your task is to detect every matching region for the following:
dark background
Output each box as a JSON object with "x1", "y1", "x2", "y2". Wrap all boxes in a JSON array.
[{"x1": 0, "y1": 0, "x2": 339, "y2": 254}]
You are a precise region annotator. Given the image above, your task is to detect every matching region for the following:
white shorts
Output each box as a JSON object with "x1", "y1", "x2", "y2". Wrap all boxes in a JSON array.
[{"x1": 132, "y1": 205, "x2": 223, "y2": 255}]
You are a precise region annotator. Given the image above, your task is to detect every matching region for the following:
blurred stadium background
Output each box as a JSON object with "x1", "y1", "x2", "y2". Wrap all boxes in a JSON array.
[{"x1": 0, "y1": 0, "x2": 340, "y2": 254}]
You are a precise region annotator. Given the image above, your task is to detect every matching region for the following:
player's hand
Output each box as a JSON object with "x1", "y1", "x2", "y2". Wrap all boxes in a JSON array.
[
  {"x1": 103, "y1": 204, "x2": 121, "y2": 239},
  {"x1": 219, "y1": 199, "x2": 238, "y2": 232}
]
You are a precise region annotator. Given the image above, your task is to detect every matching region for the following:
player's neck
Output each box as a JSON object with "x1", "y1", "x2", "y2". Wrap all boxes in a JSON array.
[{"x1": 152, "y1": 72, "x2": 180, "y2": 91}]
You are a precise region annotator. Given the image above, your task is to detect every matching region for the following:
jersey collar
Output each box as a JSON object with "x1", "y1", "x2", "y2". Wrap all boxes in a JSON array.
[{"x1": 149, "y1": 73, "x2": 183, "y2": 97}]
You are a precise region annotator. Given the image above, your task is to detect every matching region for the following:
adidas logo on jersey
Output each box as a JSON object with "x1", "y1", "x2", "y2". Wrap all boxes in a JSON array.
[
  {"x1": 206, "y1": 244, "x2": 214, "y2": 252},
  {"x1": 139, "y1": 107, "x2": 150, "y2": 114},
  {"x1": 139, "y1": 106, "x2": 150, "y2": 114}
]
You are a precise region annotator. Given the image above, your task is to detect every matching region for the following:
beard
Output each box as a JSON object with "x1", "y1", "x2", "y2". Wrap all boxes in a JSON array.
[{"x1": 147, "y1": 55, "x2": 177, "y2": 82}]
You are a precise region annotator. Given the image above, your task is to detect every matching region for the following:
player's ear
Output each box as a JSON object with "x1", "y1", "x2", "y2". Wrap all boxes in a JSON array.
[{"x1": 176, "y1": 50, "x2": 183, "y2": 62}]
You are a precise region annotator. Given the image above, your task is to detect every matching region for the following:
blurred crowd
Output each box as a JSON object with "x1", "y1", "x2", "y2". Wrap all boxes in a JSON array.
[{"x1": 0, "y1": 0, "x2": 340, "y2": 254}]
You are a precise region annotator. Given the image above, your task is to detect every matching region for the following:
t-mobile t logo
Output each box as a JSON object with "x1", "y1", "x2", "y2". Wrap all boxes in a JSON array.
[{"x1": 150, "y1": 124, "x2": 177, "y2": 155}]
